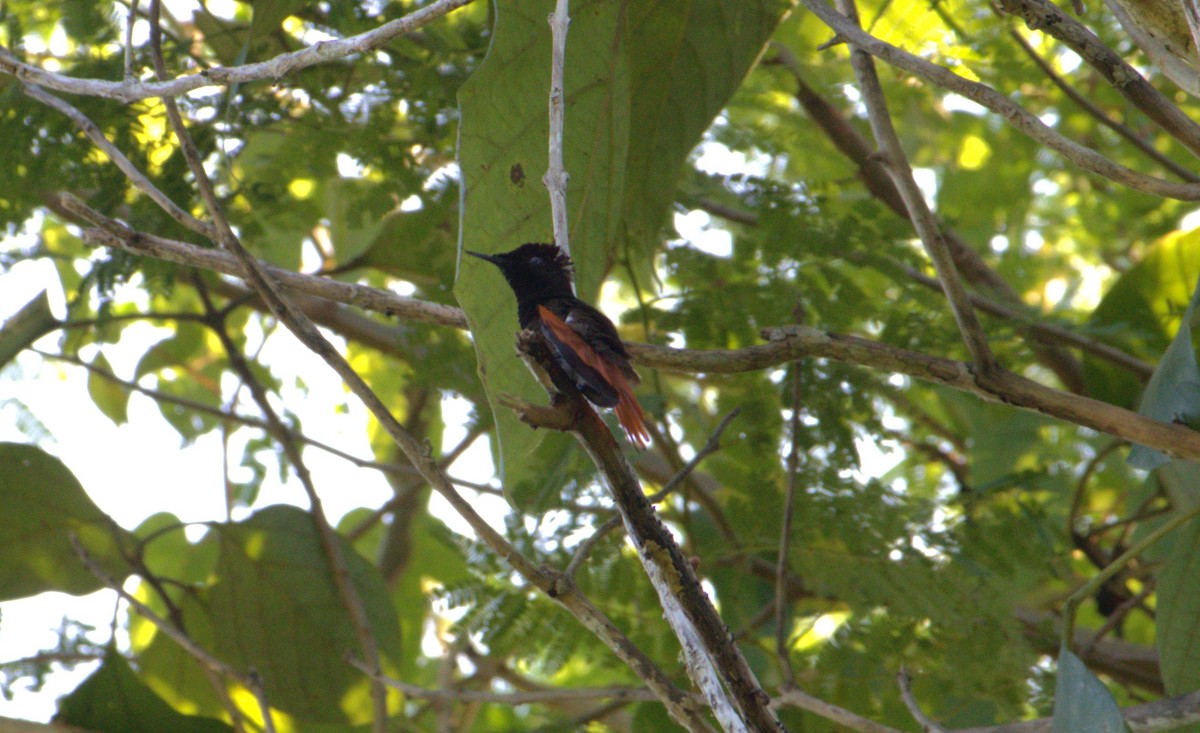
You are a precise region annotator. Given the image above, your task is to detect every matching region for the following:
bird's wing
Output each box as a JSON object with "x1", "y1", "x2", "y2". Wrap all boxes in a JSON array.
[{"x1": 538, "y1": 305, "x2": 650, "y2": 448}]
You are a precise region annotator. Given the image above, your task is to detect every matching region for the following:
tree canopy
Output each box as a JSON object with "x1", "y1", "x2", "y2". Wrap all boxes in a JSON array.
[{"x1": 3, "y1": 0, "x2": 1200, "y2": 731}]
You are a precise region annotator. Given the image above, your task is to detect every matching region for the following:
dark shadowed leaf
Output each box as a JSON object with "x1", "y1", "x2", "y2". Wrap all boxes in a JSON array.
[
  {"x1": 1156, "y1": 516, "x2": 1200, "y2": 696},
  {"x1": 57, "y1": 646, "x2": 232, "y2": 733}
]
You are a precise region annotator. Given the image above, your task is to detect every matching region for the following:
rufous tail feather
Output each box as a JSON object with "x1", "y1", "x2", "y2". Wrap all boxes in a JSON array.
[{"x1": 537, "y1": 306, "x2": 650, "y2": 449}]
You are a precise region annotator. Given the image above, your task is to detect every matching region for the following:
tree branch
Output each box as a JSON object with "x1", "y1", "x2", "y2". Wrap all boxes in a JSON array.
[
  {"x1": 22, "y1": 84, "x2": 215, "y2": 239},
  {"x1": 74, "y1": 210, "x2": 1200, "y2": 461},
  {"x1": 774, "y1": 686, "x2": 906, "y2": 733},
  {"x1": 145, "y1": 4, "x2": 389, "y2": 722},
  {"x1": 70, "y1": 534, "x2": 277, "y2": 733},
  {"x1": 796, "y1": 0, "x2": 1200, "y2": 200},
  {"x1": 836, "y1": 0, "x2": 996, "y2": 375},
  {"x1": 0, "y1": 0, "x2": 478, "y2": 103},
  {"x1": 1006, "y1": 30, "x2": 1200, "y2": 182},
  {"x1": 549, "y1": 354, "x2": 781, "y2": 731},
  {"x1": 544, "y1": 0, "x2": 571, "y2": 259},
  {"x1": 996, "y1": 0, "x2": 1200, "y2": 158}
]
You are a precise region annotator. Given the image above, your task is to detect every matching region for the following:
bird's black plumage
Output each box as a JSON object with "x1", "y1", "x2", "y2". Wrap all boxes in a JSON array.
[{"x1": 467, "y1": 243, "x2": 649, "y2": 447}]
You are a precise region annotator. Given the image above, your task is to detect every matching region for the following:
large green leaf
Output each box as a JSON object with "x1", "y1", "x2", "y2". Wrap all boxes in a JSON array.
[
  {"x1": 1157, "y1": 516, "x2": 1200, "y2": 696},
  {"x1": 0, "y1": 443, "x2": 131, "y2": 600},
  {"x1": 1052, "y1": 648, "x2": 1129, "y2": 733},
  {"x1": 1085, "y1": 228, "x2": 1200, "y2": 408},
  {"x1": 206, "y1": 505, "x2": 402, "y2": 724},
  {"x1": 1128, "y1": 271, "x2": 1200, "y2": 470},
  {"x1": 455, "y1": 0, "x2": 789, "y2": 505},
  {"x1": 57, "y1": 646, "x2": 232, "y2": 733}
]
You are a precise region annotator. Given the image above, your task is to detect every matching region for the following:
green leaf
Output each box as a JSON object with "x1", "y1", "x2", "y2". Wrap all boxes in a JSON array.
[
  {"x1": 1129, "y1": 272, "x2": 1200, "y2": 470},
  {"x1": 0, "y1": 443, "x2": 131, "y2": 600},
  {"x1": 206, "y1": 505, "x2": 402, "y2": 724},
  {"x1": 88, "y1": 352, "x2": 130, "y2": 426},
  {"x1": 1157, "y1": 516, "x2": 1200, "y2": 696},
  {"x1": 1086, "y1": 228, "x2": 1200, "y2": 408},
  {"x1": 57, "y1": 646, "x2": 232, "y2": 733},
  {"x1": 455, "y1": 0, "x2": 629, "y2": 505},
  {"x1": 1052, "y1": 649, "x2": 1129, "y2": 733},
  {"x1": 0, "y1": 291, "x2": 57, "y2": 370},
  {"x1": 455, "y1": 0, "x2": 788, "y2": 504}
]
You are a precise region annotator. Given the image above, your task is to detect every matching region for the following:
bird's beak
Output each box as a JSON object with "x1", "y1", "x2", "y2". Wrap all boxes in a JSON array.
[{"x1": 465, "y1": 250, "x2": 499, "y2": 264}]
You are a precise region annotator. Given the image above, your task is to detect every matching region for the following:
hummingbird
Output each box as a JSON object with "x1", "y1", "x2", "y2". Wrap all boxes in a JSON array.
[{"x1": 466, "y1": 243, "x2": 650, "y2": 449}]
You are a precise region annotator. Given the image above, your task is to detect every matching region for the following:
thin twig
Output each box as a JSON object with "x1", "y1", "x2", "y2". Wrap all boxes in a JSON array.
[
  {"x1": 34, "y1": 347, "x2": 426, "y2": 478},
  {"x1": 691, "y1": 192, "x2": 1151, "y2": 380},
  {"x1": 544, "y1": 0, "x2": 571, "y2": 259},
  {"x1": 349, "y1": 658, "x2": 669, "y2": 704},
  {"x1": 836, "y1": 0, "x2": 995, "y2": 374},
  {"x1": 775, "y1": 367, "x2": 803, "y2": 686},
  {"x1": 1007, "y1": 30, "x2": 1199, "y2": 182},
  {"x1": 1061, "y1": 505, "x2": 1200, "y2": 650},
  {"x1": 897, "y1": 667, "x2": 948, "y2": 733},
  {"x1": 774, "y1": 686, "x2": 906, "y2": 733},
  {"x1": 22, "y1": 84, "x2": 215, "y2": 239},
  {"x1": 0, "y1": 0, "x2": 478, "y2": 103},
  {"x1": 1079, "y1": 580, "x2": 1156, "y2": 659},
  {"x1": 145, "y1": 4, "x2": 390, "y2": 726},
  {"x1": 124, "y1": 0, "x2": 139, "y2": 81},
  {"x1": 75, "y1": 221, "x2": 466, "y2": 328}
]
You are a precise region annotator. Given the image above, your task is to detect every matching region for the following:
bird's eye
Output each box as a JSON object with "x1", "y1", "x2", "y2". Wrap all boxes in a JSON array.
[{"x1": 530, "y1": 256, "x2": 543, "y2": 266}]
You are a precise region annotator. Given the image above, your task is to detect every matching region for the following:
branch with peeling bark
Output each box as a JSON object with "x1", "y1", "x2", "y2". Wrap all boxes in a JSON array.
[{"x1": 511, "y1": 333, "x2": 780, "y2": 732}]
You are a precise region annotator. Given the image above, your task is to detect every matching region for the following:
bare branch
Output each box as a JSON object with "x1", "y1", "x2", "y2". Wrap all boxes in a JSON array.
[
  {"x1": 775, "y1": 368, "x2": 803, "y2": 686},
  {"x1": 1007, "y1": 30, "x2": 1200, "y2": 182},
  {"x1": 565, "y1": 408, "x2": 741, "y2": 579},
  {"x1": 796, "y1": 0, "x2": 1200, "y2": 200},
  {"x1": 774, "y1": 686, "x2": 906, "y2": 733},
  {"x1": 77, "y1": 212, "x2": 1200, "y2": 461},
  {"x1": 349, "y1": 658, "x2": 671, "y2": 704},
  {"x1": 72, "y1": 216, "x2": 466, "y2": 329},
  {"x1": 555, "y1": 369, "x2": 780, "y2": 731},
  {"x1": 997, "y1": 0, "x2": 1200, "y2": 157},
  {"x1": 544, "y1": 0, "x2": 571, "y2": 259},
  {"x1": 0, "y1": 0, "x2": 478, "y2": 103},
  {"x1": 836, "y1": 0, "x2": 996, "y2": 374},
  {"x1": 145, "y1": 4, "x2": 390, "y2": 724},
  {"x1": 23, "y1": 84, "x2": 215, "y2": 239},
  {"x1": 123, "y1": 0, "x2": 139, "y2": 81},
  {"x1": 897, "y1": 668, "x2": 948, "y2": 733}
]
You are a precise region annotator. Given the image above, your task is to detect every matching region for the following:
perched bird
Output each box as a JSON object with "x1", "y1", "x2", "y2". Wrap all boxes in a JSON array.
[{"x1": 467, "y1": 243, "x2": 650, "y2": 449}]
